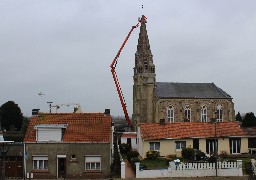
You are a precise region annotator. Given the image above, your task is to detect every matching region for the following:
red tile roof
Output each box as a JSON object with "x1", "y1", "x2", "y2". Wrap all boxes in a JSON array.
[
  {"x1": 140, "y1": 122, "x2": 256, "y2": 140},
  {"x1": 24, "y1": 113, "x2": 112, "y2": 142},
  {"x1": 122, "y1": 133, "x2": 137, "y2": 138}
]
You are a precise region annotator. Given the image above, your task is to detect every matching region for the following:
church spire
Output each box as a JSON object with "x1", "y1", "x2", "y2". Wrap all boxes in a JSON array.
[
  {"x1": 134, "y1": 15, "x2": 155, "y2": 74},
  {"x1": 137, "y1": 15, "x2": 151, "y2": 55},
  {"x1": 133, "y1": 15, "x2": 156, "y2": 125}
]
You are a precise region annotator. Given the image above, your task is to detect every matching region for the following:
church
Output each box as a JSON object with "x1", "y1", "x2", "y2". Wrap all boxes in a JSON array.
[{"x1": 132, "y1": 16, "x2": 235, "y2": 125}]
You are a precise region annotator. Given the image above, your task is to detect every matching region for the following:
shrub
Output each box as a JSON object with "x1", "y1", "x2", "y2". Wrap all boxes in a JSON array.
[
  {"x1": 245, "y1": 161, "x2": 253, "y2": 175},
  {"x1": 219, "y1": 151, "x2": 228, "y2": 161},
  {"x1": 146, "y1": 150, "x2": 159, "y2": 160},
  {"x1": 130, "y1": 157, "x2": 141, "y2": 171},
  {"x1": 195, "y1": 150, "x2": 206, "y2": 161},
  {"x1": 208, "y1": 156, "x2": 216, "y2": 163},
  {"x1": 181, "y1": 148, "x2": 195, "y2": 159},
  {"x1": 119, "y1": 143, "x2": 131, "y2": 154},
  {"x1": 127, "y1": 150, "x2": 139, "y2": 162}
]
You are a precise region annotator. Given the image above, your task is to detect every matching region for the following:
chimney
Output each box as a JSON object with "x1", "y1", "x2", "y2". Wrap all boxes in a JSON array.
[
  {"x1": 104, "y1": 109, "x2": 110, "y2": 115},
  {"x1": 73, "y1": 105, "x2": 82, "y2": 113},
  {"x1": 159, "y1": 119, "x2": 166, "y2": 125},
  {"x1": 32, "y1": 109, "x2": 40, "y2": 116}
]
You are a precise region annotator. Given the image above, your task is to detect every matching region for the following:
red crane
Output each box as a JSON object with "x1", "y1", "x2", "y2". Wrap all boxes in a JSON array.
[{"x1": 110, "y1": 17, "x2": 146, "y2": 126}]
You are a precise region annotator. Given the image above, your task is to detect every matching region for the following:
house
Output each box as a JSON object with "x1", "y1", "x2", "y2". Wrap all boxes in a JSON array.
[
  {"x1": 0, "y1": 134, "x2": 23, "y2": 179},
  {"x1": 24, "y1": 111, "x2": 113, "y2": 179},
  {"x1": 138, "y1": 121, "x2": 256, "y2": 158},
  {"x1": 120, "y1": 132, "x2": 138, "y2": 150},
  {"x1": 132, "y1": 15, "x2": 235, "y2": 125}
]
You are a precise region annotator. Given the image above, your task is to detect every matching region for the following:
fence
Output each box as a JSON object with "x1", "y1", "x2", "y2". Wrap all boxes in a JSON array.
[{"x1": 132, "y1": 160, "x2": 242, "y2": 178}]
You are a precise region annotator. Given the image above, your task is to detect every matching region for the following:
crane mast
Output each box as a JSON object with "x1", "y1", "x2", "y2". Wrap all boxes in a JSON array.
[{"x1": 110, "y1": 17, "x2": 145, "y2": 126}]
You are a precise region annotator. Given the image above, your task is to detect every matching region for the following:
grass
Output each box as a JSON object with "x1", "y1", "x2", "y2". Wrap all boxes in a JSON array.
[{"x1": 140, "y1": 158, "x2": 168, "y2": 169}]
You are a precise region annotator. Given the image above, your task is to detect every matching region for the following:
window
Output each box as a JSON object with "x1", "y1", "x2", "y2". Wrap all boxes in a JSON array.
[
  {"x1": 216, "y1": 105, "x2": 223, "y2": 122},
  {"x1": 184, "y1": 106, "x2": 191, "y2": 122},
  {"x1": 33, "y1": 156, "x2": 48, "y2": 170},
  {"x1": 201, "y1": 106, "x2": 208, "y2": 122},
  {"x1": 248, "y1": 138, "x2": 256, "y2": 148},
  {"x1": 229, "y1": 138, "x2": 241, "y2": 154},
  {"x1": 175, "y1": 141, "x2": 186, "y2": 150},
  {"x1": 206, "y1": 139, "x2": 218, "y2": 155},
  {"x1": 71, "y1": 155, "x2": 77, "y2": 161},
  {"x1": 85, "y1": 156, "x2": 101, "y2": 171},
  {"x1": 35, "y1": 124, "x2": 67, "y2": 142},
  {"x1": 144, "y1": 59, "x2": 148, "y2": 69},
  {"x1": 167, "y1": 106, "x2": 174, "y2": 123},
  {"x1": 149, "y1": 142, "x2": 160, "y2": 151}
]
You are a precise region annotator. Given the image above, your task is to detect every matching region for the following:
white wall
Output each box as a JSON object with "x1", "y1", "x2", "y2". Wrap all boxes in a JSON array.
[
  {"x1": 121, "y1": 132, "x2": 138, "y2": 150},
  {"x1": 134, "y1": 160, "x2": 243, "y2": 178}
]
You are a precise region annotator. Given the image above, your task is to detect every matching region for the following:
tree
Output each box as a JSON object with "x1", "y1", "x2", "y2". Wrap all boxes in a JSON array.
[
  {"x1": 0, "y1": 101, "x2": 23, "y2": 131},
  {"x1": 242, "y1": 112, "x2": 256, "y2": 127},
  {"x1": 235, "y1": 112, "x2": 243, "y2": 122}
]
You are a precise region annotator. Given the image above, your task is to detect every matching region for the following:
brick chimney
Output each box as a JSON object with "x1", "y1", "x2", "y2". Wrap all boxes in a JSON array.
[{"x1": 104, "y1": 109, "x2": 110, "y2": 115}]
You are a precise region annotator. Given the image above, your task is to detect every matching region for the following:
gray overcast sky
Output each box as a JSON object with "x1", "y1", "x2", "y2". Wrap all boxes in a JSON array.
[{"x1": 0, "y1": 0, "x2": 255, "y2": 117}]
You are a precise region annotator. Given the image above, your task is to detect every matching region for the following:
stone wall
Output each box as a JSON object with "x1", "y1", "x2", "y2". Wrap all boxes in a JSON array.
[{"x1": 155, "y1": 98, "x2": 235, "y2": 122}]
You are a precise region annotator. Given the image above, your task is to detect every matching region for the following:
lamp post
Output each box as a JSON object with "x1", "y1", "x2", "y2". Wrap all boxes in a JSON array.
[
  {"x1": 0, "y1": 141, "x2": 14, "y2": 180},
  {"x1": 214, "y1": 118, "x2": 217, "y2": 177},
  {"x1": 211, "y1": 112, "x2": 218, "y2": 177}
]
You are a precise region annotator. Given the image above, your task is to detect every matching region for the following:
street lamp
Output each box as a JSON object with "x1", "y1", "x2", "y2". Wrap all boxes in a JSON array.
[
  {"x1": 211, "y1": 111, "x2": 218, "y2": 177},
  {"x1": 0, "y1": 141, "x2": 14, "y2": 180}
]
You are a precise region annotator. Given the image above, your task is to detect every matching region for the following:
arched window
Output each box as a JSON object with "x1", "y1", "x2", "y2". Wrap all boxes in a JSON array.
[
  {"x1": 201, "y1": 106, "x2": 208, "y2": 122},
  {"x1": 144, "y1": 59, "x2": 148, "y2": 69},
  {"x1": 184, "y1": 106, "x2": 191, "y2": 122},
  {"x1": 216, "y1": 105, "x2": 223, "y2": 122},
  {"x1": 167, "y1": 106, "x2": 174, "y2": 123}
]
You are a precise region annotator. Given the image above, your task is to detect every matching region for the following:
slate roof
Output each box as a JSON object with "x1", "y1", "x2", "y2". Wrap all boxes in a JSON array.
[
  {"x1": 24, "y1": 113, "x2": 112, "y2": 143},
  {"x1": 155, "y1": 82, "x2": 231, "y2": 99},
  {"x1": 140, "y1": 122, "x2": 256, "y2": 140}
]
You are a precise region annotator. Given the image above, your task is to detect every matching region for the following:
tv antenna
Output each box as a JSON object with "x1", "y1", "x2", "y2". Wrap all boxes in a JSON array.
[{"x1": 38, "y1": 92, "x2": 45, "y2": 97}]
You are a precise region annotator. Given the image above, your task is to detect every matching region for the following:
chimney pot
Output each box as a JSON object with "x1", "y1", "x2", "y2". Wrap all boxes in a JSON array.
[
  {"x1": 32, "y1": 109, "x2": 40, "y2": 116},
  {"x1": 104, "y1": 109, "x2": 110, "y2": 115}
]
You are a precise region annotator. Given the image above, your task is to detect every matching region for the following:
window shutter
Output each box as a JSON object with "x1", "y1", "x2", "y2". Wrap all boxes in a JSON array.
[
  {"x1": 85, "y1": 156, "x2": 101, "y2": 162},
  {"x1": 33, "y1": 156, "x2": 48, "y2": 161}
]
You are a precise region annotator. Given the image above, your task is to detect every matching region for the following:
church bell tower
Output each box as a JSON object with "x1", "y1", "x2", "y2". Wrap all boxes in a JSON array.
[{"x1": 133, "y1": 15, "x2": 156, "y2": 124}]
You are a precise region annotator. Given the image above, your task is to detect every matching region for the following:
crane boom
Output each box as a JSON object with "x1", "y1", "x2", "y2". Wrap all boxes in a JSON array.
[{"x1": 110, "y1": 18, "x2": 144, "y2": 126}]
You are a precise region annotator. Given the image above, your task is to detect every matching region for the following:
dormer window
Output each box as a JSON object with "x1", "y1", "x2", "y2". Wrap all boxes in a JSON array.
[{"x1": 34, "y1": 124, "x2": 68, "y2": 142}]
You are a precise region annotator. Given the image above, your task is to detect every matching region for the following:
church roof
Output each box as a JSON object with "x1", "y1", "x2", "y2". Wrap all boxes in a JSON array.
[{"x1": 155, "y1": 82, "x2": 231, "y2": 99}]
